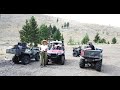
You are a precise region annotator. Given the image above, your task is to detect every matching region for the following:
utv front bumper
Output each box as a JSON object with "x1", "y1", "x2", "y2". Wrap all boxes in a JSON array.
[
  {"x1": 48, "y1": 54, "x2": 62, "y2": 59},
  {"x1": 47, "y1": 54, "x2": 63, "y2": 62},
  {"x1": 81, "y1": 56, "x2": 102, "y2": 62}
]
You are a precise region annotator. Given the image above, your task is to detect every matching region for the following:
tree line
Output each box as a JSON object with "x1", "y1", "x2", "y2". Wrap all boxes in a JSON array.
[
  {"x1": 19, "y1": 16, "x2": 64, "y2": 46},
  {"x1": 68, "y1": 33, "x2": 117, "y2": 45},
  {"x1": 62, "y1": 22, "x2": 70, "y2": 29}
]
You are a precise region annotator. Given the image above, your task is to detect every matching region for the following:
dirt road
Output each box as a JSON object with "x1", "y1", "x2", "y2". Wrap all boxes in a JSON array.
[{"x1": 0, "y1": 44, "x2": 120, "y2": 76}]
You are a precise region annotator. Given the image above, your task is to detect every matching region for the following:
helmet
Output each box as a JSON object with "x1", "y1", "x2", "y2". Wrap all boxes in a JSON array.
[{"x1": 88, "y1": 41, "x2": 92, "y2": 45}]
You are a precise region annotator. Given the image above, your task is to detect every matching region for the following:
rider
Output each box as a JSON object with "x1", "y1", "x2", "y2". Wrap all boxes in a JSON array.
[{"x1": 88, "y1": 42, "x2": 95, "y2": 50}]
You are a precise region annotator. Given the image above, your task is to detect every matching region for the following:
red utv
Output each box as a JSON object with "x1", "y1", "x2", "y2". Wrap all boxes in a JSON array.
[{"x1": 47, "y1": 41, "x2": 65, "y2": 65}]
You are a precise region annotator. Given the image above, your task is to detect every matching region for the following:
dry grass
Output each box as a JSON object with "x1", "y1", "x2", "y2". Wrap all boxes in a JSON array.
[{"x1": 0, "y1": 14, "x2": 120, "y2": 45}]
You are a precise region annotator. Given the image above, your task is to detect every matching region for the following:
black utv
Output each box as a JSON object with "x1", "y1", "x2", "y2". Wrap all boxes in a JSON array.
[
  {"x1": 79, "y1": 48, "x2": 103, "y2": 72},
  {"x1": 73, "y1": 46, "x2": 81, "y2": 57}
]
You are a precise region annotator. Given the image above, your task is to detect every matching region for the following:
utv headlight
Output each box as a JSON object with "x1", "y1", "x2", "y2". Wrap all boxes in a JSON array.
[
  {"x1": 25, "y1": 49, "x2": 31, "y2": 53},
  {"x1": 58, "y1": 53, "x2": 62, "y2": 55},
  {"x1": 47, "y1": 53, "x2": 51, "y2": 56}
]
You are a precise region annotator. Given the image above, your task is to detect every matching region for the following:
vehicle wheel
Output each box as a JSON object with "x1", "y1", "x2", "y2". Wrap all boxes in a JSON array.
[
  {"x1": 73, "y1": 52, "x2": 78, "y2": 57},
  {"x1": 60, "y1": 56, "x2": 65, "y2": 65},
  {"x1": 21, "y1": 55, "x2": 30, "y2": 65},
  {"x1": 79, "y1": 59, "x2": 85, "y2": 68},
  {"x1": 12, "y1": 56, "x2": 19, "y2": 64},
  {"x1": 35, "y1": 53, "x2": 40, "y2": 61},
  {"x1": 95, "y1": 60, "x2": 102, "y2": 72}
]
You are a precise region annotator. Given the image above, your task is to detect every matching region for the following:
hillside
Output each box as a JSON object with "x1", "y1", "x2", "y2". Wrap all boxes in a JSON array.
[{"x1": 0, "y1": 14, "x2": 120, "y2": 45}]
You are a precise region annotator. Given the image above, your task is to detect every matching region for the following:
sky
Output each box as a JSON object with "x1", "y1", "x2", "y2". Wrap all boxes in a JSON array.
[{"x1": 44, "y1": 14, "x2": 120, "y2": 27}]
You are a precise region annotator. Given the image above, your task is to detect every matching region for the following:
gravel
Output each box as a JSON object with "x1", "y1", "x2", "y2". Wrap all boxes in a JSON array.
[{"x1": 0, "y1": 44, "x2": 120, "y2": 76}]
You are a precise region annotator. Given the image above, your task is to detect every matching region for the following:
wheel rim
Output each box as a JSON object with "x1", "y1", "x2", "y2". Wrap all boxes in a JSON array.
[
  {"x1": 73, "y1": 52, "x2": 77, "y2": 57},
  {"x1": 24, "y1": 57, "x2": 29, "y2": 64}
]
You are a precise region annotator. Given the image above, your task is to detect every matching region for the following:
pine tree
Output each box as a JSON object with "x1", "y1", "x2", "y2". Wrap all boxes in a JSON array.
[
  {"x1": 57, "y1": 18, "x2": 59, "y2": 23},
  {"x1": 53, "y1": 29, "x2": 61, "y2": 41},
  {"x1": 112, "y1": 37, "x2": 117, "y2": 44},
  {"x1": 67, "y1": 22, "x2": 69, "y2": 28},
  {"x1": 67, "y1": 36, "x2": 74, "y2": 45},
  {"x1": 39, "y1": 24, "x2": 49, "y2": 41},
  {"x1": 100, "y1": 38, "x2": 106, "y2": 43},
  {"x1": 94, "y1": 33, "x2": 101, "y2": 43},
  {"x1": 61, "y1": 25, "x2": 63, "y2": 28},
  {"x1": 48, "y1": 24, "x2": 53, "y2": 38},
  {"x1": 19, "y1": 20, "x2": 30, "y2": 43},
  {"x1": 81, "y1": 33, "x2": 90, "y2": 44},
  {"x1": 29, "y1": 16, "x2": 39, "y2": 46},
  {"x1": 64, "y1": 22, "x2": 67, "y2": 28},
  {"x1": 19, "y1": 16, "x2": 39, "y2": 46},
  {"x1": 52, "y1": 26, "x2": 57, "y2": 34}
]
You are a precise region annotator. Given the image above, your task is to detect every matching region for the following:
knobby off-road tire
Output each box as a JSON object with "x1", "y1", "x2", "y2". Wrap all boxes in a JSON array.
[
  {"x1": 60, "y1": 56, "x2": 65, "y2": 65},
  {"x1": 12, "y1": 56, "x2": 19, "y2": 64},
  {"x1": 79, "y1": 59, "x2": 85, "y2": 68},
  {"x1": 21, "y1": 55, "x2": 30, "y2": 65},
  {"x1": 73, "y1": 52, "x2": 78, "y2": 57},
  {"x1": 95, "y1": 60, "x2": 102, "y2": 72},
  {"x1": 35, "y1": 53, "x2": 40, "y2": 61}
]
